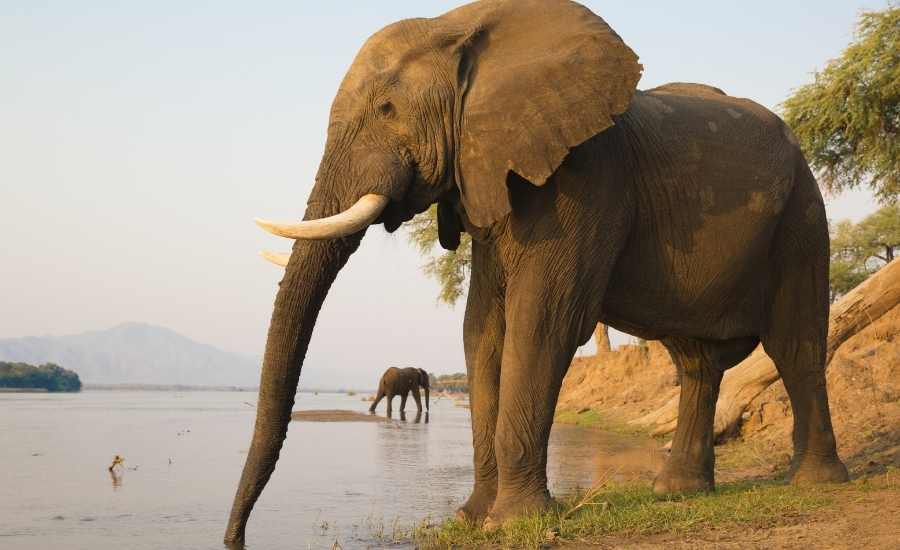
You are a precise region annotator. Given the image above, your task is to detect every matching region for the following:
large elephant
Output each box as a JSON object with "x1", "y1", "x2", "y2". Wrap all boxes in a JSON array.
[
  {"x1": 369, "y1": 367, "x2": 430, "y2": 415},
  {"x1": 225, "y1": 0, "x2": 848, "y2": 543}
]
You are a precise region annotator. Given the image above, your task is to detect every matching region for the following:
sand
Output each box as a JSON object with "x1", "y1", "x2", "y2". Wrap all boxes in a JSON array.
[{"x1": 290, "y1": 409, "x2": 389, "y2": 422}]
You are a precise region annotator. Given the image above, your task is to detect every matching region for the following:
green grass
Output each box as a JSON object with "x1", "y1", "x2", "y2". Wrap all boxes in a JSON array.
[
  {"x1": 714, "y1": 437, "x2": 790, "y2": 475},
  {"x1": 851, "y1": 466, "x2": 899, "y2": 492},
  {"x1": 405, "y1": 480, "x2": 834, "y2": 549},
  {"x1": 553, "y1": 409, "x2": 643, "y2": 436},
  {"x1": 554, "y1": 409, "x2": 606, "y2": 428}
]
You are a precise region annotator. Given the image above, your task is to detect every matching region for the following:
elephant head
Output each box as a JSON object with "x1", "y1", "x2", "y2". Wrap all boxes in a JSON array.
[{"x1": 225, "y1": 0, "x2": 640, "y2": 543}]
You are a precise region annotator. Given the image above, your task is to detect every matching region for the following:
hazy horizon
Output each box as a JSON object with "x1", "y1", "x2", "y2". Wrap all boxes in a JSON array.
[{"x1": 2, "y1": 1, "x2": 887, "y2": 387}]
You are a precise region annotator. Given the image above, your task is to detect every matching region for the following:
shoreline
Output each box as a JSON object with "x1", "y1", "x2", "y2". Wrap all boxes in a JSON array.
[{"x1": 82, "y1": 384, "x2": 377, "y2": 393}]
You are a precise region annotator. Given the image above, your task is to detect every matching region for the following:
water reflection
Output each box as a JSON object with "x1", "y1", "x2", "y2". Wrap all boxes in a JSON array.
[
  {"x1": 1, "y1": 391, "x2": 662, "y2": 550},
  {"x1": 398, "y1": 411, "x2": 428, "y2": 424},
  {"x1": 108, "y1": 469, "x2": 122, "y2": 490},
  {"x1": 547, "y1": 424, "x2": 664, "y2": 493}
]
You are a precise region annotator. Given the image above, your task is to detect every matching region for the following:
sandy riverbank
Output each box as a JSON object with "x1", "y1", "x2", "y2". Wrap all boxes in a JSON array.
[{"x1": 290, "y1": 409, "x2": 389, "y2": 422}]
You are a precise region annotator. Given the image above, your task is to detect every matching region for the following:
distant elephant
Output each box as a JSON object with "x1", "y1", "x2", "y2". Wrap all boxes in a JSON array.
[
  {"x1": 225, "y1": 0, "x2": 848, "y2": 544},
  {"x1": 369, "y1": 367, "x2": 430, "y2": 415}
]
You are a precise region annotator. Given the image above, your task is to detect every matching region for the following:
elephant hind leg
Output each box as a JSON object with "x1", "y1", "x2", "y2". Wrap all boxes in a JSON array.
[
  {"x1": 399, "y1": 391, "x2": 409, "y2": 413},
  {"x1": 761, "y1": 176, "x2": 847, "y2": 484},
  {"x1": 385, "y1": 393, "x2": 395, "y2": 417},
  {"x1": 369, "y1": 389, "x2": 386, "y2": 413},
  {"x1": 653, "y1": 336, "x2": 755, "y2": 496},
  {"x1": 411, "y1": 387, "x2": 423, "y2": 412}
]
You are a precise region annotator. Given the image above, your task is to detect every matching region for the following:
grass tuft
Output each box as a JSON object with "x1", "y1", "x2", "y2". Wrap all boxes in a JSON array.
[
  {"x1": 408, "y1": 480, "x2": 834, "y2": 549},
  {"x1": 553, "y1": 409, "x2": 642, "y2": 435}
]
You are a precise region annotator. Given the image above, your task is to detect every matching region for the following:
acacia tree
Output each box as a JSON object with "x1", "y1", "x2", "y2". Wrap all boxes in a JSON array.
[
  {"x1": 406, "y1": 205, "x2": 472, "y2": 306},
  {"x1": 830, "y1": 220, "x2": 870, "y2": 301},
  {"x1": 781, "y1": 6, "x2": 899, "y2": 204},
  {"x1": 594, "y1": 323, "x2": 611, "y2": 353},
  {"x1": 858, "y1": 203, "x2": 900, "y2": 262},
  {"x1": 830, "y1": 204, "x2": 900, "y2": 301}
]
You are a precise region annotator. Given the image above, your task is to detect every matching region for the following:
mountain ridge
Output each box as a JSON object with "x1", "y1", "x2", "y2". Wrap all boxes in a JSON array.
[{"x1": 0, "y1": 322, "x2": 260, "y2": 386}]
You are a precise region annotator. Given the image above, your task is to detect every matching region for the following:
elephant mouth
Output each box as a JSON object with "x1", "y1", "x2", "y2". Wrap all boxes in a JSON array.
[
  {"x1": 378, "y1": 176, "x2": 460, "y2": 234},
  {"x1": 378, "y1": 200, "x2": 423, "y2": 233}
]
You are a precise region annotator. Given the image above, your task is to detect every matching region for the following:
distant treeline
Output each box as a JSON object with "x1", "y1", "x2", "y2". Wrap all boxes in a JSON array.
[
  {"x1": 431, "y1": 372, "x2": 468, "y2": 393},
  {"x1": 0, "y1": 362, "x2": 82, "y2": 392}
]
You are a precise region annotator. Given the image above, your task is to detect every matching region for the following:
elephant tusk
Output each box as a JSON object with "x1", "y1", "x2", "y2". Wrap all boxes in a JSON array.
[
  {"x1": 260, "y1": 250, "x2": 290, "y2": 267},
  {"x1": 255, "y1": 194, "x2": 390, "y2": 240}
]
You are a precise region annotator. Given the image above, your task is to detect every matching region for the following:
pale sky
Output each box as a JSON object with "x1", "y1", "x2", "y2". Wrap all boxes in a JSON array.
[{"x1": 1, "y1": 1, "x2": 886, "y2": 388}]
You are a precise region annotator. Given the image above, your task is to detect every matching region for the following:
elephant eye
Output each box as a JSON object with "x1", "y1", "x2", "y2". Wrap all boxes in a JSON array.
[{"x1": 377, "y1": 101, "x2": 395, "y2": 118}]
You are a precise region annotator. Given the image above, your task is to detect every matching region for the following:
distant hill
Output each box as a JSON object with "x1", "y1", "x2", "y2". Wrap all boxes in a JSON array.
[{"x1": 0, "y1": 323, "x2": 260, "y2": 386}]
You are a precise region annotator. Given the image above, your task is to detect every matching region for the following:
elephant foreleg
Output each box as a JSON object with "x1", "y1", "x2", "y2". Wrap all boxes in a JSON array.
[
  {"x1": 456, "y1": 240, "x2": 505, "y2": 524},
  {"x1": 485, "y1": 281, "x2": 583, "y2": 529},
  {"x1": 482, "y1": 178, "x2": 629, "y2": 528}
]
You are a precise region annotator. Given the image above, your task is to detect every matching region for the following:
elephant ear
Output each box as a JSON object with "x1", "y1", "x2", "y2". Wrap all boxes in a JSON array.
[{"x1": 438, "y1": 0, "x2": 642, "y2": 227}]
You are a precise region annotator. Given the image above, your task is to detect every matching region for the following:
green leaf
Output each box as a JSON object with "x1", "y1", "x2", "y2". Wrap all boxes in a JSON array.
[
  {"x1": 782, "y1": 7, "x2": 899, "y2": 204},
  {"x1": 406, "y1": 205, "x2": 472, "y2": 306}
]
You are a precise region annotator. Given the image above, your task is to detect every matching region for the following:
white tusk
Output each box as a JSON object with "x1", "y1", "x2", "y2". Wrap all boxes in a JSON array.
[
  {"x1": 260, "y1": 250, "x2": 290, "y2": 267},
  {"x1": 255, "y1": 194, "x2": 389, "y2": 239}
]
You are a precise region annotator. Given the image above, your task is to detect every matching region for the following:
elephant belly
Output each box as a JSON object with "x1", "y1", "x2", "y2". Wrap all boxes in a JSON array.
[
  {"x1": 600, "y1": 90, "x2": 798, "y2": 340},
  {"x1": 602, "y1": 216, "x2": 774, "y2": 341}
]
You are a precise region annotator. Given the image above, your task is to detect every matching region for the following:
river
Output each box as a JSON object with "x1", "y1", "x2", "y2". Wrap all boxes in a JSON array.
[{"x1": 0, "y1": 390, "x2": 658, "y2": 549}]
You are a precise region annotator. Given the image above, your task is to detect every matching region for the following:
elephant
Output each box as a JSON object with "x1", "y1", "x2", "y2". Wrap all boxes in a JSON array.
[
  {"x1": 224, "y1": 0, "x2": 849, "y2": 544},
  {"x1": 369, "y1": 367, "x2": 430, "y2": 415}
]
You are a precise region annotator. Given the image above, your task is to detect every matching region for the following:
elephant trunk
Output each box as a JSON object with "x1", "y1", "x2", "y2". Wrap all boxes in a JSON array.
[{"x1": 224, "y1": 235, "x2": 360, "y2": 545}]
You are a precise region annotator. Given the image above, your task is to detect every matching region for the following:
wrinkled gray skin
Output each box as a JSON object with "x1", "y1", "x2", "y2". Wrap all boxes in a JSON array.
[
  {"x1": 369, "y1": 367, "x2": 430, "y2": 415},
  {"x1": 225, "y1": 0, "x2": 848, "y2": 544}
]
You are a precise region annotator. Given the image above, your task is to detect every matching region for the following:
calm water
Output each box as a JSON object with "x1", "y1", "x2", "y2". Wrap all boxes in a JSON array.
[{"x1": 0, "y1": 391, "x2": 657, "y2": 549}]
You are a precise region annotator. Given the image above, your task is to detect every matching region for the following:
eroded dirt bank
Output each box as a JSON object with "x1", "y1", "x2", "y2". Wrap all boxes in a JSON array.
[
  {"x1": 559, "y1": 304, "x2": 900, "y2": 477},
  {"x1": 556, "y1": 304, "x2": 900, "y2": 548}
]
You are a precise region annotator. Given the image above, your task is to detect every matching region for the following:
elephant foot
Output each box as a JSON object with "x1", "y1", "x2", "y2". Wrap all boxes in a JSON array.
[
  {"x1": 482, "y1": 491, "x2": 556, "y2": 531},
  {"x1": 455, "y1": 485, "x2": 497, "y2": 524},
  {"x1": 788, "y1": 454, "x2": 849, "y2": 484},
  {"x1": 653, "y1": 460, "x2": 714, "y2": 497}
]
